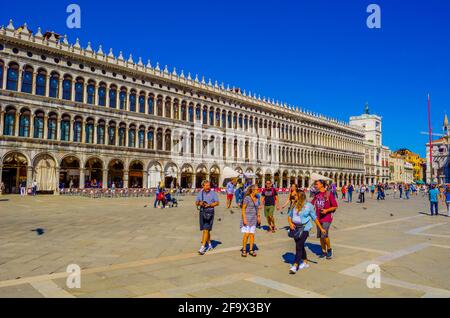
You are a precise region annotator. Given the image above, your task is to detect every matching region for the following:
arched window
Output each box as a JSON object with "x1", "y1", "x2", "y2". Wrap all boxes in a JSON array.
[
  {"x1": 244, "y1": 116, "x2": 248, "y2": 131},
  {"x1": 233, "y1": 113, "x2": 237, "y2": 129},
  {"x1": 61, "y1": 114, "x2": 70, "y2": 141},
  {"x1": 109, "y1": 85, "x2": 117, "y2": 108},
  {"x1": 108, "y1": 121, "x2": 116, "y2": 145},
  {"x1": 36, "y1": 69, "x2": 47, "y2": 96},
  {"x1": 47, "y1": 113, "x2": 57, "y2": 140},
  {"x1": 6, "y1": 63, "x2": 19, "y2": 91},
  {"x1": 195, "y1": 105, "x2": 201, "y2": 121},
  {"x1": 75, "y1": 78, "x2": 84, "y2": 102},
  {"x1": 138, "y1": 126, "x2": 145, "y2": 148},
  {"x1": 157, "y1": 96, "x2": 163, "y2": 116},
  {"x1": 98, "y1": 83, "x2": 106, "y2": 106},
  {"x1": 216, "y1": 109, "x2": 220, "y2": 127},
  {"x1": 188, "y1": 104, "x2": 194, "y2": 122},
  {"x1": 190, "y1": 133, "x2": 194, "y2": 154},
  {"x1": 165, "y1": 98, "x2": 171, "y2": 118},
  {"x1": 49, "y1": 72, "x2": 59, "y2": 98},
  {"x1": 209, "y1": 108, "x2": 214, "y2": 126},
  {"x1": 85, "y1": 118, "x2": 94, "y2": 144},
  {"x1": 34, "y1": 111, "x2": 44, "y2": 139},
  {"x1": 86, "y1": 80, "x2": 95, "y2": 104},
  {"x1": 173, "y1": 99, "x2": 179, "y2": 120},
  {"x1": 227, "y1": 112, "x2": 232, "y2": 128},
  {"x1": 129, "y1": 90, "x2": 137, "y2": 112},
  {"x1": 73, "y1": 117, "x2": 82, "y2": 143},
  {"x1": 181, "y1": 101, "x2": 187, "y2": 121},
  {"x1": 147, "y1": 128, "x2": 154, "y2": 149},
  {"x1": 97, "y1": 120, "x2": 105, "y2": 144},
  {"x1": 139, "y1": 93, "x2": 145, "y2": 113},
  {"x1": 221, "y1": 111, "x2": 226, "y2": 128},
  {"x1": 202, "y1": 106, "x2": 208, "y2": 125},
  {"x1": 118, "y1": 123, "x2": 126, "y2": 146},
  {"x1": 238, "y1": 114, "x2": 243, "y2": 129},
  {"x1": 165, "y1": 130, "x2": 171, "y2": 151},
  {"x1": 156, "y1": 129, "x2": 163, "y2": 150},
  {"x1": 148, "y1": 95, "x2": 154, "y2": 114},
  {"x1": 128, "y1": 124, "x2": 136, "y2": 147},
  {"x1": 119, "y1": 88, "x2": 127, "y2": 110},
  {"x1": 19, "y1": 109, "x2": 30, "y2": 137},
  {"x1": 21, "y1": 66, "x2": 33, "y2": 93},
  {"x1": 129, "y1": 90, "x2": 136, "y2": 112},
  {"x1": 0, "y1": 60, "x2": 4, "y2": 89},
  {"x1": 3, "y1": 107, "x2": 16, "y2": 135},
  {"x1": 62, "y1": 75, "x2": 72, "y2": 100}
]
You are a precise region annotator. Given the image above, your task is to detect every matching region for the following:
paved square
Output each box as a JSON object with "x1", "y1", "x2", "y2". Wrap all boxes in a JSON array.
[{"x1": 0, "y1": 192, "x2": 449, "y2": 298}]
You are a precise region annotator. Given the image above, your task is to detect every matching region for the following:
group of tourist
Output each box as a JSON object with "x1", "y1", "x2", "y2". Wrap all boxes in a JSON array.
[
  {"x1": 195, "y1": 178, "x2": 338, "y2": 274},
  {"x1": 153, "y1": 182, "x2": 178, "y2": 209}
]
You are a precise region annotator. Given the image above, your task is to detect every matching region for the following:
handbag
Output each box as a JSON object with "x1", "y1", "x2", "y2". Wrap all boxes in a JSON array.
[
  {"x1": 288, "y1": 224, "x2": 304, "y2": 239},
  {"x1": 200, "y1": 191, "x2": 214, "y2": 220}
]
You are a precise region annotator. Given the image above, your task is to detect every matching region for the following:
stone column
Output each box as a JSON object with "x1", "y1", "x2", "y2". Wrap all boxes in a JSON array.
[
  {"x1": 102, "y1": 169, "x2": 108, "y2": 189},
  {"x1": 32, "y1": 71, "x2": 37, "y2": 94},
  {"x1": 124, "y1": 170, "x2": 129, "y2": 188},
  {"x1": 143, "y1": 171, "x2": 148, "y2": 189},
  {"x1": 43, "y1": 115, "x2": 48, "y2": 140},
  {"x1": 29, "y1": 115, "x2": 34, "y2": 138},
  {"x1": 27, "y1": 166, "x2": 33, "y2": 188},
  {"x1": 1, "y1": 67, "x2": 7, "y2": 89},
  {"x1": 79, "y1": 169, "x2": 85, "y2": 189},
  {"x1": 0, "y1": 111, "x2": 4, "y2": 136},
  {"x1": 57, "y1": 119, "x2": 61, "y2": 141},
  {"x1": 192, "y1": 174, "x2": 197, "y2": 189},
  {"x1": 17, "y1": 69, "x2": 23, "y2": 92},
  {"x1": 55, "y1": 167, "x2": 60, "y2": 194},
  {"x1": 58, "y1": 78, "x2": 63, "y2": 99},
  {"x1": 69, "y1": 119, "x2": 74, "y2": 142},
  {"x1": 14, "y1": 112, "x2": 20, "y2": 136}
]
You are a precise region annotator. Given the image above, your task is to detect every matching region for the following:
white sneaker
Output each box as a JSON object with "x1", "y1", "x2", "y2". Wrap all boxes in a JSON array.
[
  {"x1": 299, "y1": 262, "x2": 310, "y2": 270},
  {"x1": 289, "y1": 265, "x2": 298, "y2": 274},
  {"x1": 198, "y1": 246, "x2": 206, "y2": 255}
]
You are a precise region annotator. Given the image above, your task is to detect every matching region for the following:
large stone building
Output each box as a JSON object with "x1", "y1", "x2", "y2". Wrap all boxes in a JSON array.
[
  {"x1": 349, "y1": 104, "x2": 390, "y2": 185},
  {"x1": 0, "y1": 21, "x2": 366, "y2": 194},
  {"x1": 426, "y1": 114, "x2": 449, "y2": 184}
]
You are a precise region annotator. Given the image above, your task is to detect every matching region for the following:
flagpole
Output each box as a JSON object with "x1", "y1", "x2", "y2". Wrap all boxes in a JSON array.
[{"x1": 428, "y1": 94, "x2": 433, "y2": 183}]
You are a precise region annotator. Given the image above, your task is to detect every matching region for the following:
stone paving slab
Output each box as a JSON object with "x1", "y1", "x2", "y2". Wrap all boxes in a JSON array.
[{"x1": 0, "y1": 192, "x2": 449, "y2": 298}]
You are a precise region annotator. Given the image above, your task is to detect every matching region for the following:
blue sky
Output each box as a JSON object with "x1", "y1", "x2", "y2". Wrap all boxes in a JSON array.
[{"x1": 2, "y1": 0, "x2": 449, "y2": 156}]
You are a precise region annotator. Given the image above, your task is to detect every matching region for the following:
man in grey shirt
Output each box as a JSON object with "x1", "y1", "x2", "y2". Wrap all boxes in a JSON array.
[{"x1": 196, "y1": 181, "x2": 219, "y2": 255}]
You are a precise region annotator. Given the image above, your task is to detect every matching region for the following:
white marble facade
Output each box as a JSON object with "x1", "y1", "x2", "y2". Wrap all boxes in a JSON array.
[{"x1": 0, "y1": 20, "x2": 366, "y2": 193}]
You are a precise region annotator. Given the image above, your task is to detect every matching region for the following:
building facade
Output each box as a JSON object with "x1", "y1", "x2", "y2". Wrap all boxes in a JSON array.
[
  {"x1": 389, "y1": 153, "x2": 414, "y2": 184},
  {"x1": 349, "y1": 105, "x2": 391, "y2": 185},
  {"x1": 426, "y1": 114, "x2": 449, "y2": 184},
  {"x1": 392, "y1": 149, "x2": 425, "y2": 182},
  {"x1": 0, "y1": 21, "x2": 366, "y2": 194}
]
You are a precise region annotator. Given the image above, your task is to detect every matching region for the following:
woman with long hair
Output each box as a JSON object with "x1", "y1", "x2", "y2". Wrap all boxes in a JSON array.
[
  {"x1": 241, "y1": 184, "x2": 262, "y2": 257},
  {"x1": 288, "y1": 191, "x2": 326, "y2": 274}
]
